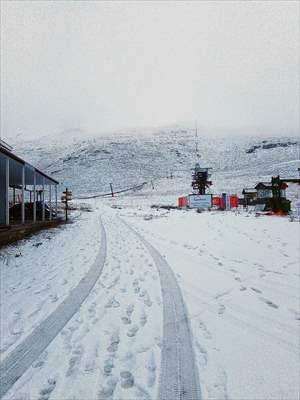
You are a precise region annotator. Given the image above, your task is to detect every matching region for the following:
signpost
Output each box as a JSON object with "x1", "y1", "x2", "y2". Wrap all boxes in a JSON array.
[{"x1": 61, "y1": 188, "x2": 72, "y2": 221}]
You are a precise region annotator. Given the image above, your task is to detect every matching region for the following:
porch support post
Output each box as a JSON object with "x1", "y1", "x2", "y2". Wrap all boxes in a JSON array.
[
  {"x1": 33, "y1": 172, "x2": 36, "y2": 222},
  {"x1": 55, "y1": 185, "x2": 58, "y2": 219},
  {"x1": 5, "y1": 157, "x2": 9, "y2": 226},
  {"x1": 49, "y1": 184, "x2": 52, "y2": 220},
  {"x1": 21, "y1": 165, "x2": 25, "y2": 224},
  {"x1": 42, "y1": 177, "x2": 45, "y2": 221}
]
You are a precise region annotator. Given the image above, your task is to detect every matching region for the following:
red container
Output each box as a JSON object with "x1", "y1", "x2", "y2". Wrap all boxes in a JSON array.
[
  {"x1": 213, "y1": 196, "x2": 225, "y2": 209},
  {"x1": 213, "y1": 196, "x2": 221, "y2": 206},
  {"x1": 178, "y1": 196, "x2": 188, "y2": 208},
  {"x1": 230, "y1": 195, "x2": 238, "y2": 208}
]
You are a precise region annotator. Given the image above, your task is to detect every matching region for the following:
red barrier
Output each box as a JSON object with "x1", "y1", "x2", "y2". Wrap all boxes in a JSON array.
[
  {"x1": 178, "y1": 196, "x2": 188, "y2": 207},
  {"x1": 230, "y1": 195, "x2": 238, "y2": 208},
  {"x1": 213, "y1": 196, "x2": 221, "y2": 206},
  {"x1": 213, "y1": 196, "x2": 225, "y2": 209}
]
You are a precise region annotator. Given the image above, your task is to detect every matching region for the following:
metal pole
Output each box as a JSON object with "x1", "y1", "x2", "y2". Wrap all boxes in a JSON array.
[
  {"x1": 55, "y1": 185, "x2": 58, "y2": 219},
  {"x1": 65, "y1": 187, "x2": 68, "y2": 221},
  {"x1": 33, "y1": 172, "x2": 36, "y2": 222},
  {"x1": 5, "y1": 157, "x2": 9, "y2": 226},
  {"x1": 110, "y1": 183, "x2": 114, "y2": 197},
  {"x1": 49, "y1": 184, "x2": 52, "y2": 220},
  {"x1": 21, "y1": 165, "x2": 25, "y2": 224},
  {"x1": 42, "y1": 177, "x2": 45, "y2": 221}
]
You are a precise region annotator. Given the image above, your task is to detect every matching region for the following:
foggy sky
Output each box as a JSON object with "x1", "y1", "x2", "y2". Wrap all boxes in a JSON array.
[{"x1": 0, "y1": 1, "x2": 299, "y2": 140}]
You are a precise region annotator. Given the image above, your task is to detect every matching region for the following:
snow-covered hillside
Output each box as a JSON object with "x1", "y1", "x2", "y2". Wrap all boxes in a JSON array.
[{"x1": 11, "y1": 128, "x2": 300, "y2": 202}]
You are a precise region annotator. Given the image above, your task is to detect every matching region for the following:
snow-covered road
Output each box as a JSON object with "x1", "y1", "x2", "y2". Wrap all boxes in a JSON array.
[
  {"x1": 122, "y1": 218, "x2": 201, "y2": 400},
  {"x1": 0, "y1": 218, "x2": 106, "y2": 398},
  {"x1": 1, "y1": 202, "x2": 299, "y2": 400}
]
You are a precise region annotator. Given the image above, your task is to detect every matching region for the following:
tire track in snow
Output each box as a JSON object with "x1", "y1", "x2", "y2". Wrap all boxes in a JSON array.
[
  {"x1": 121, "y1": 219, "x2": 202, "y2": 400},
  {"x1": 0, "y1": 218, "x2": 107, "y2": 399}
]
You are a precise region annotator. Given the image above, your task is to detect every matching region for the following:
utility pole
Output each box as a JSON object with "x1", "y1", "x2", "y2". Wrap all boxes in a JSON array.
[{"x1": 110, "y1": 183, "x2": 114, "y2": 197}]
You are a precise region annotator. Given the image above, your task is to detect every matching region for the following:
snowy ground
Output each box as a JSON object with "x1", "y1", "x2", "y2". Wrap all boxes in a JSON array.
[
  {"x1": 119, "y1": 206, "x2": 300, "y2": 400},
  {"x1": 1, "y1": 185, "x2": 299, "y2": 399}
]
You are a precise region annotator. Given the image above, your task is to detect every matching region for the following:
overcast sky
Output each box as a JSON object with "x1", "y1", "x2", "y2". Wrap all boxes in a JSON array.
[{"x1": 0, "y1": 0, "x2": 299, "y2": 140}]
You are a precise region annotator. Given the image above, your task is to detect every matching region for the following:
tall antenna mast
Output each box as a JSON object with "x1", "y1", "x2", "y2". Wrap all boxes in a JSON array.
[{"x1": 195, "y1": 121, "x2": 199, "y2": 159}]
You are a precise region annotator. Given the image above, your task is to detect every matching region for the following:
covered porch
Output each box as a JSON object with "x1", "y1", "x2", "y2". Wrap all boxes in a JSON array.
[{"x1": 0, "y1": 145, "x2": 59, "y2": 227}]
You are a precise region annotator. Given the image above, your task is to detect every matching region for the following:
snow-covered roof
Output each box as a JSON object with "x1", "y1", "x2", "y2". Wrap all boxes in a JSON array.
[{"x1": 0, "y1": 146, "x2": 59, "y2": 185}]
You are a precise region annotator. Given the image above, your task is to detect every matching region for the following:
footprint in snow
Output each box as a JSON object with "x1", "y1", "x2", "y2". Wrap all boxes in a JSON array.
[
  {"x1": 38, "y1": 378, "x2": 56, "y2": 400},
  {"x1": 127, "y1": 325, "x2": 139, "y2": 337},
  {"x1": 105, "y1": 297, "x2": 120, "y2": 308},
  {"x1": 143, "y1": 297, "x2": 153, "y2": 308},
  {"x1": 139, "y1": 289, "x2": 147, "y2": 298},
  {"x1": 33, "y1": 351, "x2": 48, "y2": 369},
  {"x1": 251, "y1": 287, "x2": 262, "y2": 294},
  {"x1": 126, "y1": 304, "x2": 134, "y2": 316},
  {"x1": 98, "y1": 377, "x2": 118, "y2": 399},
  {"x1": 140, "y1": 310, "x2": 147, "y2": 326},
  {"x1": 103, "y1": 358, "x2": 114, "y2": 376},
  {"x1": 198, "y1": 320, "x2": 212, "y2": 339},
  {"x1": 49, "y1": 294, "x2": 58, "y2": 303},
  {"x1": 120, "y1": 371, "x2": 134, "y2": 388},
  {"x1": 107, "y1": 340, "x2": 119, "y2": 354},
  {"x1": 66, "y1": 345, "x2": 84, "y2": 377},
  {"x1": 121, "y1": 316, "x2": 132, "y2": 325},
  {"x1": 146, "y1": 351, "x2": 157, "y2": 388},
  {"x1": 218, "y1": 304, "x2": 226, "y2": 315},
  {"x1": 258, "y1": 296, "x2": 279, "y2": 309}
]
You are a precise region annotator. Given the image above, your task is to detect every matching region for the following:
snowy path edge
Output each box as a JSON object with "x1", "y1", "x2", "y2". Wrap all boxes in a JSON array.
[
  {"x1": 0, "y1": 217, "x2": 107, "y2": 399},
  {"x1": 120, "y1": 218, "x2": 202, "y2": 400}
]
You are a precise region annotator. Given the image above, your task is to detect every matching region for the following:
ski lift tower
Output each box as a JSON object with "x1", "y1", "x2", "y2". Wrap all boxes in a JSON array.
[{"x1": 192, "y1": 162, "x2": 212, "y2": 194}]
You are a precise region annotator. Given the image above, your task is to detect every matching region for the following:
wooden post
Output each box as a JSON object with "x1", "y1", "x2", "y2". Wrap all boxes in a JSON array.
[
  {"x1": 61, "y1": 188, "x2": 72, "y2": 221},
  {"x1": 110, "y1": 183, "x2": 114, "y2": 197}
]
